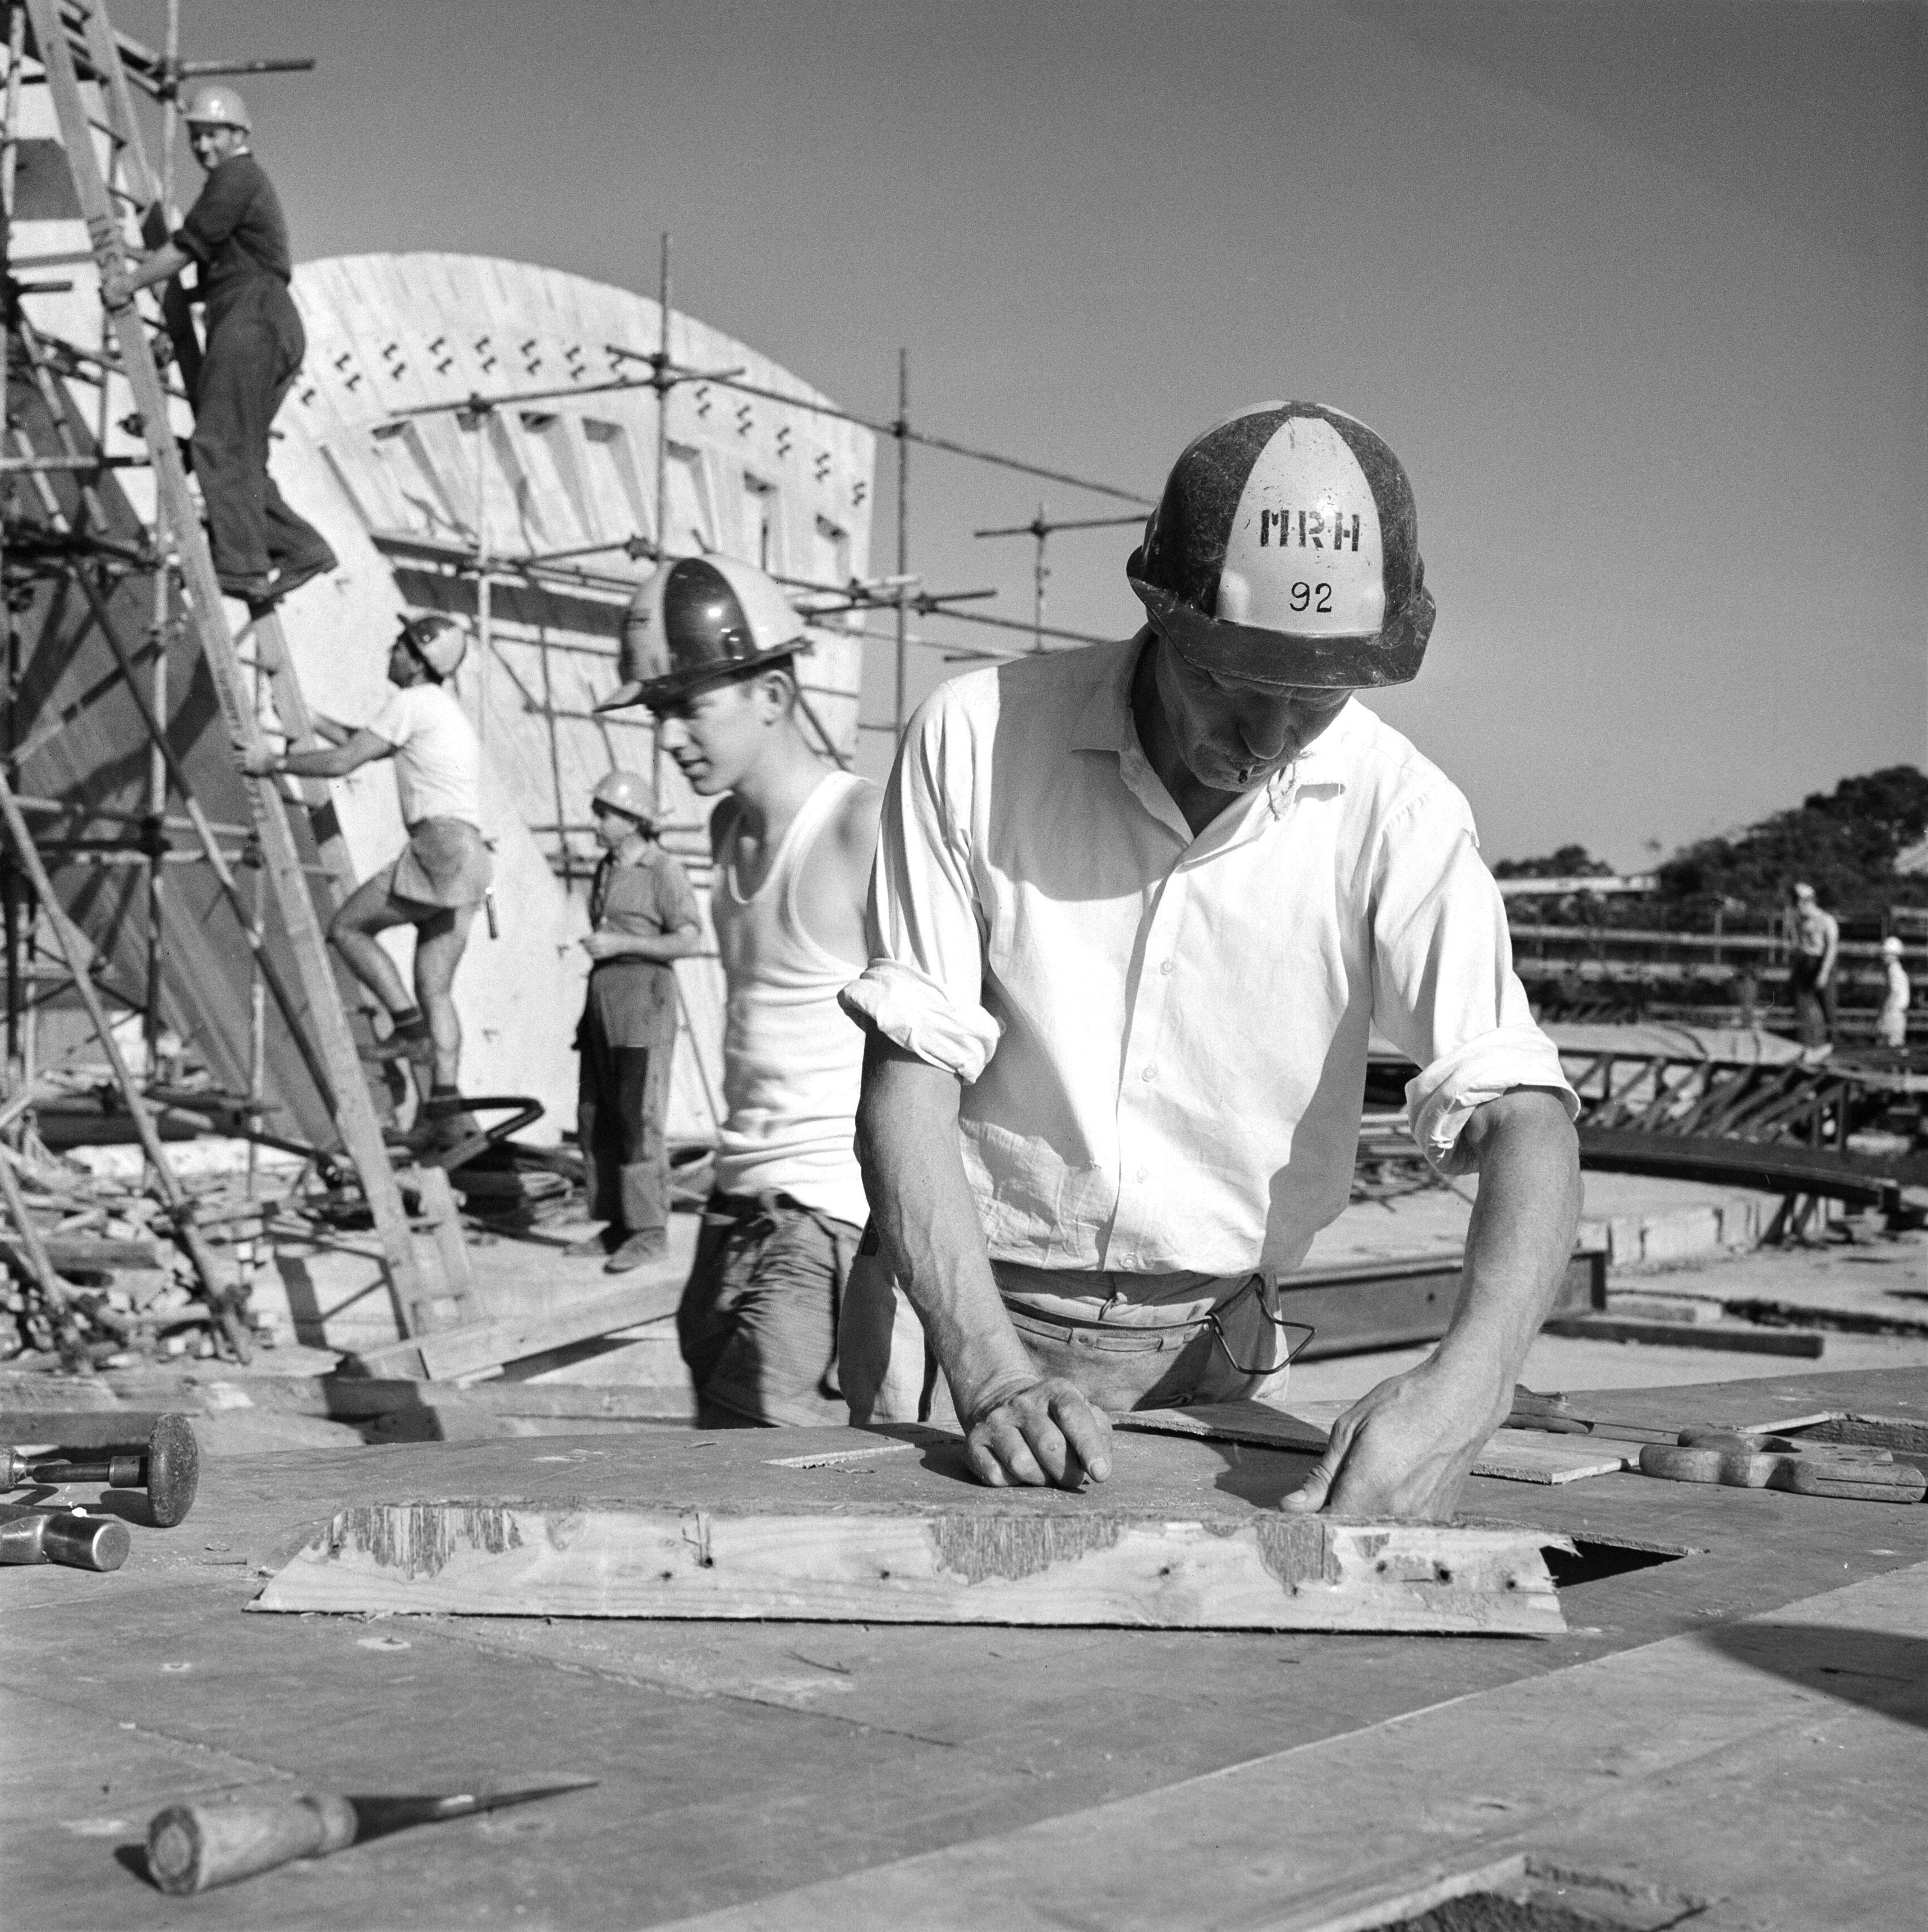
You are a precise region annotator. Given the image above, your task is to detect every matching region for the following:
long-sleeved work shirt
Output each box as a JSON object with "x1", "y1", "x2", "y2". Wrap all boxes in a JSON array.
[
  {"x1": 173, "y1": 152, "x2": 291, "y2": 322},
  {"x1": 840, "y1": 633, "x2": 1576, "y2": 1281}
]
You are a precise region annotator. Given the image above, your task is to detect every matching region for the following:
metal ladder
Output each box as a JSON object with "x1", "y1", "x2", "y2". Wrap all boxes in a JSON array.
[{"x1": 21, "y1": 0, "x2": 483, "y2": 1346}]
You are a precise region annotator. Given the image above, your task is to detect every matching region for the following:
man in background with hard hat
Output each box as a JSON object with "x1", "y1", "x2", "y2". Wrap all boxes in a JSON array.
[
  {"x1": 839, "y1": 402, "x2": 1581, "y2": 1521},
  {"x1": 569, "y1": 771, "x2": 704, "y2": 1273},
  {"x1": 599, "y1": 555, "x2": 880, "y2": 1427},
  {"x1": 100, "y1": 84, "x2": 336, "y2": 608},
  {"x1": 1876, "y1": 935, "x2": 1910, "y2": 1052},
  {"x1": 1786, "y1": 881, "x2": 1840, "y2": 1048},
  {"x1": 245, "y1": 615, "x2": 489, "y2": 1123}
]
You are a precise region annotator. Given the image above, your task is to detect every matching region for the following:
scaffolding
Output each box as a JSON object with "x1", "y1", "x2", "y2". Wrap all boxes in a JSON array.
[
  {"x1": 0, "y1": 3, "x2": 1158, "y2": 1376},
  {"x1": 1, "y1": 0, "x2": 481, "y2": 1371}
]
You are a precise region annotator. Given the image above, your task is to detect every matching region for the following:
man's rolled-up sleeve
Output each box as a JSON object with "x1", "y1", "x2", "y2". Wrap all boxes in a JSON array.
[
  {"x1": 1369, "y1": 786, "x2": 1577, "y2": 1175},
  {"x1": 838, "y1": 686, "x2": 1002, "y2": 1082}
]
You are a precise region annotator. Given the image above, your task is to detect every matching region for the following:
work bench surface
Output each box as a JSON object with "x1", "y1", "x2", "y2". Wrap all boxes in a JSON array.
[{"x1": 4, "y1": 1366, "x2": 1925, "y2": 1930}]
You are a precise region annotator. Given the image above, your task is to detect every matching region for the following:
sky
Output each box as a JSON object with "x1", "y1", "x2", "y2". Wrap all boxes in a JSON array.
[{"x1": 144, "y1": 0, "x2": 1924, "y2": 868}]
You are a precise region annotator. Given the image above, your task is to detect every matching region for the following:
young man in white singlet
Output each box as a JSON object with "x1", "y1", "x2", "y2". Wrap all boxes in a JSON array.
[{"x1": 598, "y1": 555, "x2": 879, "y2": 1426}]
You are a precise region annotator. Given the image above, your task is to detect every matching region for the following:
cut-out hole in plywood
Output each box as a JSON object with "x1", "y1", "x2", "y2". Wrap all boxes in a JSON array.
[{"x1": 1539, "y1": 1538, "x2": 1692, "y2": 1591}]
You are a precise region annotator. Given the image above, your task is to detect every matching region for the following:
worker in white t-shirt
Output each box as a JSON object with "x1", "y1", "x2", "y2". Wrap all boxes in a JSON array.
[
  {"x1": 1877, "y1": 936, "x2": 1911, "y2": 1051},
  {"x1": 244, "y1": 615, "x2": 492, "y2": 1114}
]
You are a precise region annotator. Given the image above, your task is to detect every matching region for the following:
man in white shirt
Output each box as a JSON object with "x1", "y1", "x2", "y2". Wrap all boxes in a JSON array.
[
  {"x1": 1876, "y1": 935, "x2": 1909, "y2": 1051},
  {"x1": 245, "y1": 614, "x2": 490, "y2": 1108},
  {"x1": 839, "y1": 402, "x2": 1581, "y2": 1521}
]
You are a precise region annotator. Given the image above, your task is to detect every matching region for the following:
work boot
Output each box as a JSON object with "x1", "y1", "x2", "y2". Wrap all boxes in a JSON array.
[
  {"x1": 358, "y1": 1017, "x2": 435, "y2": 1068},
  {"x1": 264, "y1": 546, "x2": 338, "y2": 604},
  {"x1": 217, "y1": 571, "x2": 275, "y2": 606},
  {"x1": 604, "y1": 1229, "x2": 668, "y2": 1273}
]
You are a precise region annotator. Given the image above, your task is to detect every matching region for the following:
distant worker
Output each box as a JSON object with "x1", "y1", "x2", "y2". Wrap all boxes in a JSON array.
[
  {"x1": 99, "y1": 85, "x2": 336, "y2": 609},
  {"x1": 1877, "y1": 936, "x2": 1911, "y2": 1051},
  {"x1": 1787, "y1": 881, "x2": 1840, "y2": 1048},
  {"x1": 244, "y1": 615, "x2": 489, "y2": 1124},
  {"x1": 568, "y1": 771, "x2": 704, "y2": 1272},
  {"x1": 600, "y1": 556, "x2": 880, "y2": 1426}
]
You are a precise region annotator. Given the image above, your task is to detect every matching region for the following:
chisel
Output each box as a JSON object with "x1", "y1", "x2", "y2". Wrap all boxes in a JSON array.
[{"x1": 145, "y1": 1777, "x2": 598, "y2": 1894}]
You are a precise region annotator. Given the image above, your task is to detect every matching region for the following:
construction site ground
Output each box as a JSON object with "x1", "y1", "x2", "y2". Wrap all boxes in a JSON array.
[{"x1": 3, "y1": 1172, "x2": 1925, "y2": 1929}]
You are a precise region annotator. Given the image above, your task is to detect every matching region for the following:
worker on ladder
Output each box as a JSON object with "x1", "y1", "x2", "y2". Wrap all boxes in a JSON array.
[
  {"x1": 599, "y1": 556, "x2": 882, "y2": 1425},
  {"x1": 99, "y1": 84, "x2": 336, "y2": 609},
  {"x1": 568, "y1": 771, "x2": 705, "y2": 1273},
  {"x1": 244, "y1": 615, "x2": 490, "y2": 1133}
]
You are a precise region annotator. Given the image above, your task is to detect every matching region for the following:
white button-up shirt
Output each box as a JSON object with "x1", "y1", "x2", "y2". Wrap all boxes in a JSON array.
[{"x1": 841, "y1": 635, "x2": 1576, "y2": 1280}]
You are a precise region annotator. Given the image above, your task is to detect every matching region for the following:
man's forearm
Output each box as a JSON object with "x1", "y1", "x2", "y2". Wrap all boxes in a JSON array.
[
  {"x1": 1430, "y1": 1089, "x2": 1582, "y2": 1422},
  {"x1": 278, "y1": 746, "x2": 358, "y2": 780},
  {"x1": 853, "y1": 1042, "x2": 1033, "y2": 1420},
  {"x1": 595, "y1": 930, "x2": 703, "y2": 963}
]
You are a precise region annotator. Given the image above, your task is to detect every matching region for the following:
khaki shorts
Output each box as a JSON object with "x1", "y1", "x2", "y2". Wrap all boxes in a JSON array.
[{"x1": 383, "y1": 817, "x2": 492, "y2": 910}]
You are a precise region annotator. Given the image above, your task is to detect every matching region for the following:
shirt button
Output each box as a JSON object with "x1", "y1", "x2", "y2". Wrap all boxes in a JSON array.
[
  {"x1": 1159, "y1": 959, "x2": 1174, "y2": 975},
  {"x1": 1136, "y1": 1166, "x2": 1149, "y2": 1182},
  {"x1": 1142, "y1": 1065, "x2": 1157, "y2": 1082}
]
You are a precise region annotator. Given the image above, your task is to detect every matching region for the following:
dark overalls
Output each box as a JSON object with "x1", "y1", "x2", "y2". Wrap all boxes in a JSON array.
[
  {"x1": 173, "y1": 152, "x2": 334, "y2": 595},
  {"x1": 575, "y1": 847, "x2": 699, "y2": 1240}
]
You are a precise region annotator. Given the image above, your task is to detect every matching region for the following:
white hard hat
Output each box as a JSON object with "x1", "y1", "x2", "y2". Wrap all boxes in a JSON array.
[
  {"x1": 1882, "y1": 936, "x2": 1904, "y2": 957},
  {"x1": 590, "y1": 769, "x2": 657, "y2": 827},
  {"x1": 397, "y1": 614, "x2": 467, "y2": 680},
  {"x1": 183, "y1": 84, "x2": 251, "y2": 131}
]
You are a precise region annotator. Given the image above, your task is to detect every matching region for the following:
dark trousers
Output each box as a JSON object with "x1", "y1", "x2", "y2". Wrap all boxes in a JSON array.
[
  {"x1": 190, "y1": 280, "x2": 332, "y2": 586},
  {"x1": 678, "y1": 1192, "x2": 856, "y2": 1428},
  {"x1": 1789, "y1": 957, "x2": 1837, "y2": 1047},
  {"x1": 576, "y1": 1006, "x2": 672, "y2": 1236}
]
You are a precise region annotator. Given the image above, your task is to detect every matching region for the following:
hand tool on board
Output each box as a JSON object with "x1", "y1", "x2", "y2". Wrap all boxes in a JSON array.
[
  {"x1": 2, "y1": 1413, "x2": 200, "y2": 1526},
  {"x1": 145, "y1": 1776, "x2": 599, "y2": 1894},
  {"x1": 1638, "y1": 1430, "x2": 1926, "y2": 1503},
  {"x1": 1505, "y1": 1386, "x2": 1838, "y2": 1446},
  {"x1": 0, "y1": 1501, "x2": 130, "y2": 1570}
]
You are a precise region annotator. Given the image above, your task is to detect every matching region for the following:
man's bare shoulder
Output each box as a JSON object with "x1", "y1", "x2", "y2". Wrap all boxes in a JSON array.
[
  {"x1": 706, "y1": 794, "x2": 740, "y2": 861},
  {"x1": 829, "y1": 775, "x2": 884, "y2": 858}
]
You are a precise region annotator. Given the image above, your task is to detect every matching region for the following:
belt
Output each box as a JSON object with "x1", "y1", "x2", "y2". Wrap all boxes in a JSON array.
[
  {"x1": 1000, "y1": 1274, "x2": 1315, "y2": 1378},
  {"x1": 706, "y1": 1188, "x2": 816, "y2": 1222}
]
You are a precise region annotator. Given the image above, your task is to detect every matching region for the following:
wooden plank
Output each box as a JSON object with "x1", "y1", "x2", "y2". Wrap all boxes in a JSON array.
[
  {"x1": 1113, "y1": 1401, "x2": 1330, "y2": 1454},
  {"x1": 255, "y1": 1503, "x2": 1566, "y2": 1632},
  {"x1": 0, "y1": 1234, "x2": 159, "y2": 1270},
  {"x1": 1471, "y1": 1429, "x2": 1643, "y2": 1485},
  {"x1": 233, "y1": 1423, "x2": 1562, "y2": 1632},
  {"x1": 1116, "y1": 1404, "x2": 1640, "y2": 1485},
  {"x1": 1280, "y1": 1251, "x2": 1598, "y2": 1359},
  {"x1": 344, "y1": 1277, "x2": 680, "y2": 1381},
  {"x1": 1541, "y1": 1313, "x2": 1826, "y2": 1356}
]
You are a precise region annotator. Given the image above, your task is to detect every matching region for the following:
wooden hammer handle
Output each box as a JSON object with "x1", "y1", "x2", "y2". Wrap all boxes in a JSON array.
[{"x1": 146, "y1": 1791, "x2": 358, "y2": 1894}]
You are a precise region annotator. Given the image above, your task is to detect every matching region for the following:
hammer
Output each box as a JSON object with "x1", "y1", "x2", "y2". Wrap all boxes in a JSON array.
[
  {"x1": 0, "y1": 1501, "x2": 130, "y2": 1571},
  {"x1": 1, "y1": 1413, "x2": 200, "y2": 1526}
]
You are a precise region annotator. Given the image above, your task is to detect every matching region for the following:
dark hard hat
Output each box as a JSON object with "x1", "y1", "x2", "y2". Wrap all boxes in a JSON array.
[
  {"x1": 1126, "y1": 402, "x2": 1435, "y2": 689},
  {"x1": 597, "y1": 555, "x2": 806, "y2": 712}
]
